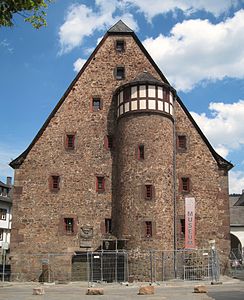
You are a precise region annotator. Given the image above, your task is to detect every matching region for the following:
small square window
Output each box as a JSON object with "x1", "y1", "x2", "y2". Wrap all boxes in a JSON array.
[
  {"x1": 181, "y1": 177, "x2": 190, "y2": 192},
  {"x1": 180, "y1": 219, "x2": 185, "y2": 236},
  {"x1": 116, "y1": 67, "x2": 125, "y2": 80},
  {"x1": 96, "y1": 176, "x2": 105, "y2": 193},
  {"x1": 178, "y1": 135, "x2": 187, "y2": 150},
  {"x1": 92, "y1": 98, "x2": 102, "y2": 111},
  {"x1": 145, "y1": 185, "x2": 153, "y2": 200},
  {"x1": 145, "y1": 221, "x2": 152, "y2": 238},
  {"x1": 64, "y1": 218, "x2": 74, "y2": 234},
  {"x1": 138, "y1": 144, "x2": 144, "y2": 160},
  {"x1": 50, "y1": 175, "x2": 60, "y2": 191},
  {"x1": 0, "y1": 208, "x2": 7, "y2": 220},
  {"x1": 105, "y1": 218, "x2": 112, "y2": 234},
  {"x1": 65, "y1": 134, "x2": 75, "y2": 150},
  {"x1": 116, "y1": 40, "x2": 125, "y2": 52}
]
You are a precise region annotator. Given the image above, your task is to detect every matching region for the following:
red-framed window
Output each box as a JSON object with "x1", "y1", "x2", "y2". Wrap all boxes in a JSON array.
[
  {"x1": 64, "y1": 218, "x2": 74, "y2": 234},
  {"x1": 50, "y1": 175, "x2": 60, "y2": 191},
  {"x1": 177, "y1": 135, "x2": 187, "y2": 150},
  {"x1": 138, "y1": 144, "x2": 145, "y2": 160},
  {"x1": 180, "y1": 218, "x2": 185, "y2": 236},
  {"x1": 181, "y1": 177, "x2": 190, "y2": 192},
  {"x1": 96, "y1": 176, "x2": 105, "y2": 193},
  {"x1": 105, "y1": 218, "x2": 112, "y2": 234},
  {"x1": 145, "y1": 185, "x2": 153, "y2": 200},
  {"x1": 65, "y1": 134, "x2": 75, "y2": 150},
  {"x1": 145, "y1": 221, "x2": 152, "y2": 238}
]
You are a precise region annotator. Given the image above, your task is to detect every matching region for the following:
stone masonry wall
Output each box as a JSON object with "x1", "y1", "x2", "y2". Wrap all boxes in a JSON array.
[
  {"x1": 114, "y1": 113, "x2": 174, "y2": 250},
  {"x1": 175, "y1": 101, "x2": 230, "y2": 273},
  {"x1": 10, "y1": 33, "x2": 168, "y2": 280}
]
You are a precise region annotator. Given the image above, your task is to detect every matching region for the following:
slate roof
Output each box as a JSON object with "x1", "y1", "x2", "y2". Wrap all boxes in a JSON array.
[
  {"x1": 234, "y1": 193, "x2": 244, "y2": 206},
  {"x1": 132, "y1": 71, "x2": 164, "y2": 85},
  {"x1": 108, "y1": 20, "x2": 133, "y2": 33},
  {"x1": 9, "y1": 20, "x2": 233, "y2": 172}
]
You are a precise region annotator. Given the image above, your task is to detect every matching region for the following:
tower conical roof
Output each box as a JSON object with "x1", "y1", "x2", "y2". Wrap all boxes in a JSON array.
[
  {"x1": 108, "y1": 20, "x2": 133, "y2": 33},
  {"x1": 132, "y1": 71, "x2": 163, "y2": 84}
]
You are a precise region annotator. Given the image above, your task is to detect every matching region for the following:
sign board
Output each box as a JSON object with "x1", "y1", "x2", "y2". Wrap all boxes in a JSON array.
[{"x1": 185, "y1": 197, "x2": 196, "y2": 249}]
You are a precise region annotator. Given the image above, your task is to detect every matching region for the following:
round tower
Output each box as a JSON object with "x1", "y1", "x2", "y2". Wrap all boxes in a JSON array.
[{"x1": 113, "y1": 72, "x2": 176, "y2": 251}]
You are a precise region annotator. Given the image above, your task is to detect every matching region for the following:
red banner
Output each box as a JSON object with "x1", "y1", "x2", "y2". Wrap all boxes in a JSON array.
[{"x1": 185, "y1": 197, "x2": 196, "y2": 249}]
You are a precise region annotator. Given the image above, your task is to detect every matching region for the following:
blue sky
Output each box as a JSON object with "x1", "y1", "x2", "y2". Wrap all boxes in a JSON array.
[{"x1": 0, "y1": 0, "x2": 244, "y2": 193}]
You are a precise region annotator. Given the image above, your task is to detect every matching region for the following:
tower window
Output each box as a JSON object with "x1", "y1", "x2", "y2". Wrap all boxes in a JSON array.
[
  {"x1": 145, "y1": 221, "x2": 152, "y2": 238},
  {"x1": 116, "y1": 67, "x2": 125, "y2": 80},
  {"x1": 96, "y1": 176, "x2": 105, "y2": 193},
  {"x1": 105, "y1": 135, "x2": 113, "y2": 149},
  {"x1": 138, "y1": 144, "x2": 145, "y2": 160},
  {"x1": 50, "y1": 175, "x2": 60, "y2": 191},
  {"x1": 116, "y1": 40, "x2": 125, "y2": 52},
  {"x1": 105, "y1": 218, "x2": 112, "y2": 234},
  {"x1": 163, "y1": 89, "x2": 170, "y2": 102},
  {"x1": 178, "y1": 135, "x2": 187, "y2": 150},
  {"x1": 145, "y1": 185, "x2": 153, "y2": 200},
  {"x1": 92, "y1": 98, "x2": 102, "y2": 111},
  {"x1": 64, "y1": 218, "x2": 74, "y2": 234},
  {"x1": 0, "y1": 229, "x2": 3, "y2": 241},
  {"x1": 181, "y1": 177, "x2": 190, "y2": 192},
  {"x1": 65, "y1": 134, "x2": 75, "y2": 150}
]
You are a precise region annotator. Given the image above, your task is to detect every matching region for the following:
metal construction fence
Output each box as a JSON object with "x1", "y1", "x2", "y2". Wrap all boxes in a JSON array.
[
  {"x1": 230, "y1": 248, "x2": 244, "y2": 278},
  {"x1": 3, "y1": 248, "x2": 220, "y2": 284}
]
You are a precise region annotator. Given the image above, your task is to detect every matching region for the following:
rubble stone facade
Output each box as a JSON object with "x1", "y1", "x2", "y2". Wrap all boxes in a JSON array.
[{"x1": 10, "y1": 21, "x2": 232, "y2": 281}]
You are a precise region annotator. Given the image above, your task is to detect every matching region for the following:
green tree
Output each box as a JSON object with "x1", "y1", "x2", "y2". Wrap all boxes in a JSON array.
[{"x1": 0, "y1": 0, "x2": 52, "y2": 29}]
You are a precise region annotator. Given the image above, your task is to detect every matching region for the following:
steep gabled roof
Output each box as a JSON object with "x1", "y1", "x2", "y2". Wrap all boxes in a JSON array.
[
  {"x1": 108, "y1": 20, "x2": 133, "y2": 33},
  {"x1": 10, "y1": 20, "x2": 233, "y2": 171}
]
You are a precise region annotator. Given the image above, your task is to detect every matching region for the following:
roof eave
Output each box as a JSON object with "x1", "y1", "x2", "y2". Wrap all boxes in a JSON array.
[{"x1": 176, "y1": 96, "x2": 234, "y2": 172}]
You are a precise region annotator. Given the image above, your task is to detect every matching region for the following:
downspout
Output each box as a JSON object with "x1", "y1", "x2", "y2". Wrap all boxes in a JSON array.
[{"x1": 173, "y1": 95, "x2": 177, "y2": 278}]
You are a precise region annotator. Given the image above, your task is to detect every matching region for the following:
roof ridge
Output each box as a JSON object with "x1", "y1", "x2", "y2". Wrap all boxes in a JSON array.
[{"x1": 108, "y1": 20, "x2": 133, "y2": 33}]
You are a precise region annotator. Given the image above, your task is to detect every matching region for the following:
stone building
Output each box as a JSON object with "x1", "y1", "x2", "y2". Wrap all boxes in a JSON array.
[
  {"x1": 0, "y1": 177, "x2": 12, "y2": 250},
  {"x1": 10, "y1": 21, "x2": 233, "y2": 281},
  {"x1": 230, "y1": 191, "x2": 244, "y2": 260}
]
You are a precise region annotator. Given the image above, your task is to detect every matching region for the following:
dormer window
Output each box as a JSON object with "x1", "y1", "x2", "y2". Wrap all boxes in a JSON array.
[{"x1": 116, "y1": 40, "x2": 125, "y2": 52}]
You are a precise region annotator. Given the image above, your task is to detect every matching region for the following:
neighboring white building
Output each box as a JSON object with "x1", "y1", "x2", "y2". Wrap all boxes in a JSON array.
[
  {"x1": 230, "y1": 191, "x2": 244, "y2": 259},
  {"x1": 0, "y1": 177, "x2": 12, "y2": 250}
]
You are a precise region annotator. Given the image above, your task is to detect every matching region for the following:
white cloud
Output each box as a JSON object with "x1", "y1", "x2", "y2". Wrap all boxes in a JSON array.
[
  {"x1": 58, "y1": 1, "x2": 138, "y2": 54},
  {"x1": 190, "y1": 100, "x2": 244, "y2": 159},
  {"x1": 229, "y1": 171, "x2": 244, "y2": 194},
  {"x1": 124, "y1": 0, "x2": 241, "y2": 20},
  {"x1": 143, "y1": 10, "x2": 244, "y2": 91},
  {"x1": 73, "y1": 58, "x2": 86, "y2": 72},
  {"x1": 0, "y1": 145, "x2": 18, "y2": 181}
]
